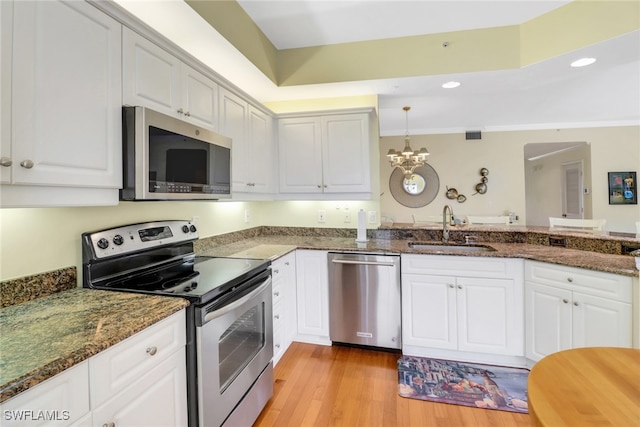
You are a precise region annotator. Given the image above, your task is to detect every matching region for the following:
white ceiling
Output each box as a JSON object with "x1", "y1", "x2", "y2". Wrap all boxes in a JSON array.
[{"x1": 115, "y1": 1, "x2": 640, "y2": 137}]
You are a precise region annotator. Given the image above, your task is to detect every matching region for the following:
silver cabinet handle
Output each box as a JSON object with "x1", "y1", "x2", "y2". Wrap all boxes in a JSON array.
[
  {"x1": 331, "y1": 259, "x2": 395, "y2": 267},
  {"x1": 20, "y1": 159, "x2": 34, "y2": 169},
  {"x1": 0, "y1": 157, "x2": 12, "y2": 167},
  {"x1": 146, "y1": 346, "x2": 157, "y2": 356}
]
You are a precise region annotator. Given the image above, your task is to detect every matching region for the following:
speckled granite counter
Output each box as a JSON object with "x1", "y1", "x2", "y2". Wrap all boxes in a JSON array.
[
  {"x1": 0, "y1": 288, "x2": 189, "y2": 403},
  {"x1": 196, "y1": 227, "x2": 639, "y2": 277}
]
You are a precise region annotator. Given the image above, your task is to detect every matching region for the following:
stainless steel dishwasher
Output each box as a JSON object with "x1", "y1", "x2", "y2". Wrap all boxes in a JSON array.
[{"x1": 328, "y1": 252, "x2": 401, "y2": 349}]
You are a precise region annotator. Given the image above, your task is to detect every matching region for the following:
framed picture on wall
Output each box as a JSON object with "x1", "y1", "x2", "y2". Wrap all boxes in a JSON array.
[{"x1": 608, "y1": 171, "x2": 637, "y2": 205}]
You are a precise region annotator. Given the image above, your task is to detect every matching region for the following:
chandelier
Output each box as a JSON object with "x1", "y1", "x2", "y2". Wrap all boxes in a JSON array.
[{"x1": 386, "y1": 106, "x2": 429, "y2": 177}]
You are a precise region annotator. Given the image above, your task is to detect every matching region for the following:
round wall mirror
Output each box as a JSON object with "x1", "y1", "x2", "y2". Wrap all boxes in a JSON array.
[
  {"x1": 389, "y1": 164, "x2": 440, "y2": 208},
  {"x1": 403, "y1": 174, "x2": 426, "y2": 195}
]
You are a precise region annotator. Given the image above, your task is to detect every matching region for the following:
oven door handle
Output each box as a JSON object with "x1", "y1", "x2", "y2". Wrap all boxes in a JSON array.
[{"x1": 203, "y1": 276, "x2": 272, "y2": 323}]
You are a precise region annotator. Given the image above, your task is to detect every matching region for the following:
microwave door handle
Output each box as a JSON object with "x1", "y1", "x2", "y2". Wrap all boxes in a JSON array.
[{"x1": 202, "y1": 276, "x2": 271, "y2": 324}]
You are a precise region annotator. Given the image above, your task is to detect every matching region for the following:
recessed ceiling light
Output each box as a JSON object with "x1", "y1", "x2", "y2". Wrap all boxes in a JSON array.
[
  {"x1": 570, "y1": 57, "x2": 596, "y2": 68},
  {"x1": 442, "y1": 81, "x2": 460, "y2": 89}
]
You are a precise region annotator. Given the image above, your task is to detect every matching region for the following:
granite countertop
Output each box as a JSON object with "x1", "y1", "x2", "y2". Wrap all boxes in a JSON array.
[
  {"x1": 200, "y1": 235, "x2": 638, "y2": 277},
  {"x1": 0, "y1": 289, "x2": 189, "y2": 403}
]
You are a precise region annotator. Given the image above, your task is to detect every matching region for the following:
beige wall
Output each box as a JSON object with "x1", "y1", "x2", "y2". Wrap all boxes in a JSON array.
[{"x1": 380, "y1": 126, "x2": 639, "y2": 230}]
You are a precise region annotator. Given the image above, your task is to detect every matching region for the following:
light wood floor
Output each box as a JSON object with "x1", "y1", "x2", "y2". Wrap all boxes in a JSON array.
[{"x1": 254, "y1": 342, "x2": 532, "y2": 427}]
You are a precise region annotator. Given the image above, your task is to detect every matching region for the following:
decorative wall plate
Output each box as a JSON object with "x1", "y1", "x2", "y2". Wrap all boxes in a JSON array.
[{"x1": 389, "y1": 164, "x2": 440, "y2": 208}]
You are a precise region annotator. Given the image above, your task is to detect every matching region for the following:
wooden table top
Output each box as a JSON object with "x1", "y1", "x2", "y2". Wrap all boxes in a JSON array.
[{"x1": 528, "y1": 347, "x2": 640, "y2": 427}]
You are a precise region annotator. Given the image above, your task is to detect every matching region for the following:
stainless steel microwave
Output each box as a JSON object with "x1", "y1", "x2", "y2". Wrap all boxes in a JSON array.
[{"x1": 120, "y1": 106, "x2": 232, "y2": 201}]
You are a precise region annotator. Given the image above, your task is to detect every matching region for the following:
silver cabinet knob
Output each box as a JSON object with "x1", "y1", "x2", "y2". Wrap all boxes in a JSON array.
[
  {"x1": 0, "y1": 157, "x2": 12, "y2": 167},
  {"x1": 275, "y1": 344, "x2": 281, "y2": 349},
  {"x1": 457, "y1": 285, "x2": 462, "y2": 289},
  {"x1": 562, "y1": 299, "x2": 569, "y2": 304},
  {"x1": 285, "y1": 262, "x2": 290, "y2": 266},
  {"x1": 567, "y1": 277, "x2": 573, "y2": 283},
  {"x1": 177, "y1": 108, "x2": 184, "y2": 114},
  {"x1": 184, "y1": 111, "x2": 190, "y2": 117},
  {"x1": 274, "y1": 291, "x2": 280, "y2": 297},
  {"x1": 573, "y1": 301, "x2": 579, "y2": 307},
  {"x1": 274, "y1": 314, "x2": 280, "y2": 320},
  {"x1": 273, "y1": 269, "x2": 279, "y2": 274},
  {"x1": 20, "y1": 159, "x2": 34, "y2": 169},
  {"x1": 146, "y1": 346, "x2": 157, "y2": 356},
  {"x1": 102, "y1": 423, "x2": 115, "y2": 427},
  {"x1": 448, "y1": 284, "x2": 454, "y2": 288}
]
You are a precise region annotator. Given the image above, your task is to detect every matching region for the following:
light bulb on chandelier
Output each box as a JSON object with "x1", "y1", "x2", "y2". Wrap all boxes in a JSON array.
[{"x1": 386, "y1": 106, "x2": 429, "y2": 177}]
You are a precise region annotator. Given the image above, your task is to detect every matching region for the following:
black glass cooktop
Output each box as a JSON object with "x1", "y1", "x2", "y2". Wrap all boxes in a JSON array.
[{"x1": 100, "y1": 256, "x2": 270, "y2": 303}]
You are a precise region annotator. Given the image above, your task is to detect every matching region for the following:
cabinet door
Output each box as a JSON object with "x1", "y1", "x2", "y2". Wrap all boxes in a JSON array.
[
  {"x1": 247, "y1": 105, "x2": 274, "y2": 193},
  {"x1": 11, "y1": 0, "x2": 121, "y2": 187},
  {"x1": 219, "y1": 88, "x2": 249, "y2": 191},
  {"x1": 401, "y1": 274, "x2": 457, "y2": 349},
  {"x1": 295, "y1": 250, "x2": 329, "y2": 340},
  {"x1": 457, "y1": 277, "x2": 523, "y2": 356},
  {"x1": 572, "y1": 292, "x2": 632, "y2": 349},
  {"x1": 278, "y1": 117, "x2": 323, "y2": 193},
  {"x1": 91, "y1": 350, "x2": 188, "y2": 427},
  {"x1": 122, "y1": 27, "x2": 181, "y2": 116},
  {"x1": 0, "y1": 1, "x2": 11, "y2": 184},
  {"x1": 0, "y1": 361, "x2": 90, "y2": 427},
  {"x1": 321, "y1": 114, "x2": 370, "y2": 193},
  {"x1": 182, "y1": 64, "x2": 218, "y2": 130},
  {"x1": 525, "y1": 282, "x2": 572, "y2": 361}
]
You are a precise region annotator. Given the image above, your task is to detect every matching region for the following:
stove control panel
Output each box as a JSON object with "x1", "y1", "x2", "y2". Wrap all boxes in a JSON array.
[{"x1": 82, "y1": 220, "x2": 198, "y2": 259}]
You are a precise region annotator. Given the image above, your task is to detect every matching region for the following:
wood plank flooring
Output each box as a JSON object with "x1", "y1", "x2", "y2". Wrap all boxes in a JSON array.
[{"x1": 254, "y1": 342, "x2": 532, "y2": 427}]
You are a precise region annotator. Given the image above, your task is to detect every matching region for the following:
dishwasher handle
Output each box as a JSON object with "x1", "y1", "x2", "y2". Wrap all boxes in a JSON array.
[{"x1": 331, "y1": 258, "x2": 396, "y2": 267}]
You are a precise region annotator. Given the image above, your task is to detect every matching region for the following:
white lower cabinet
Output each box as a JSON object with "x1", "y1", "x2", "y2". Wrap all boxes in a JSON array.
[
  {"x1": 0, "y1": 361, "x2": 90, "y2": 427},
  {"x1": 0, "y1": 310, "x2": 187, "y2": 427},
  {"x1": 295, "y1": 250, "x2": 330, "y2": 345},
  {"x1": 401, "y1": 255, "x2": 524, "y2": 363},
  {"x1": 525, "y1": 260, "x2": 633, "y2": 362},
  {"x1": 271, "y1": 252, "x2": 297, "y2": 364}
]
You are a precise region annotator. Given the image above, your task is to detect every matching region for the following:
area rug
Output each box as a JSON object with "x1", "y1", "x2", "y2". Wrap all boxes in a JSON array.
[{"x1": 398, "y1": 355, "x2": 529, "y2": 413}]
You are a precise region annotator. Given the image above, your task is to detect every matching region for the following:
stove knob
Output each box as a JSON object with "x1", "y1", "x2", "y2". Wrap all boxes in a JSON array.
[
  {"x1": 190, "y1": 225, "x2": 197, "y2": 233},
  {"x1": 182, "y1": 225, "x2": 189, "y2": 233},
  {"x1": 97, "y1": 238, "x2": 109, "y2": 250},
  {"x1": 113, "y1": 234, "x2": 124, "y2": 246}
]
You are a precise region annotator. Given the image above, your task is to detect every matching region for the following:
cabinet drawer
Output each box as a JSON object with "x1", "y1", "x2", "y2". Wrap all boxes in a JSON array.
[
  {"x1": 89, "y1": 310, "x2": 186, "y2": 407},
  {"x1": 525, "y1": 261, "x2": 632, "y2": 302},
  {"x1": 0, "y1": 361, "x2": 90, "y2": 427},
  {"x1": 402, "y1": 254, "x2": 523, "y2": 278}
]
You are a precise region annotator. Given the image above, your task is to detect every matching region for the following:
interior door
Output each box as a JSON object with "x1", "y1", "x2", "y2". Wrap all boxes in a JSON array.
[{"x1": 562, "y1": 161, "x2": 583, "y2": 219}]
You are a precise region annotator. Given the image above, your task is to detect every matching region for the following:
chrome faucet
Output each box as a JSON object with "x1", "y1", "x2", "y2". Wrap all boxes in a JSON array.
[{"x1": 442, "y1": 204, "x2": 454, "y2": 243}]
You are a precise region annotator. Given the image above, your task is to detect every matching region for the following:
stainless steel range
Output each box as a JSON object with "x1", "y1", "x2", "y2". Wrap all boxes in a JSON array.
[{"x1": 82, "y1": 220, "x2": 273, "y2": 427}]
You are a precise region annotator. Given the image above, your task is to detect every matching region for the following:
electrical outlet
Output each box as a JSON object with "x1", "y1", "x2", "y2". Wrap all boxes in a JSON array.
[
  {"x1": 343, "y1": 211, "x2": 351, "y2": 223},
  {"x1": 368, "y1": 211, "x2": 377, "y2": 223},
  {"x1": 244, "y1": 209, "x2": 251, "y2": 223},
  {"x1": 317, "y1": 210, "x2": 326, "y2": 223}
]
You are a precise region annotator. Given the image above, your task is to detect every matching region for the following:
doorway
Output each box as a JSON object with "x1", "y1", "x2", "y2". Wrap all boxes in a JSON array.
[
  {"x1": 524, "y1": 142, "x2": 591, "y2": 227},
  {"x1": 561, "y1": 161, "x2": 583, "y2": 219}
]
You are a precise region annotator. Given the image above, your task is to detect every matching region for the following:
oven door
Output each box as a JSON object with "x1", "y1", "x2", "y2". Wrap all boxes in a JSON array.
[{"x1": 196, "y1": 272, "x2": 273, "y2": 427}]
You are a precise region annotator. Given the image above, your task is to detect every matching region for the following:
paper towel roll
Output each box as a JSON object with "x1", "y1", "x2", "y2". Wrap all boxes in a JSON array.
[{"x1": 356, "y1": 209, "x2": 368, "y2": 242}]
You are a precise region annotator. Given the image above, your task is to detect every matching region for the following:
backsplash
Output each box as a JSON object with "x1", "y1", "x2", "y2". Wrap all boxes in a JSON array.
[{"x1": 1, "y1": 267, "x2": 76, "y2": 308}]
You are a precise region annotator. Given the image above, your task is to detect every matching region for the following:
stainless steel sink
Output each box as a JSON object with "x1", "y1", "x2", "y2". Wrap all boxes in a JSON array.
[{"x1": 408, "y1": 242, "x2": 497, "y2": 252}]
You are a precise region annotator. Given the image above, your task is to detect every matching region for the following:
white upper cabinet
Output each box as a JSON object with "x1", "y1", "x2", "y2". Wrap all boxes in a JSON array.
[
  {"x1": 278, "y1": 111, "x2": 371, "y2": 198},
  {"x1": 123, "y1": 28, "x2": 218, "y2": 131},
  {"x1": 219, "y1": 87, "x2": 274, "y2": 197},
  {"x1": 1, "y1": 0, "x2": 122, "y2": 207},
  {"x1": 1, "y1": 1, "x2": 12, "y2": 185}
]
